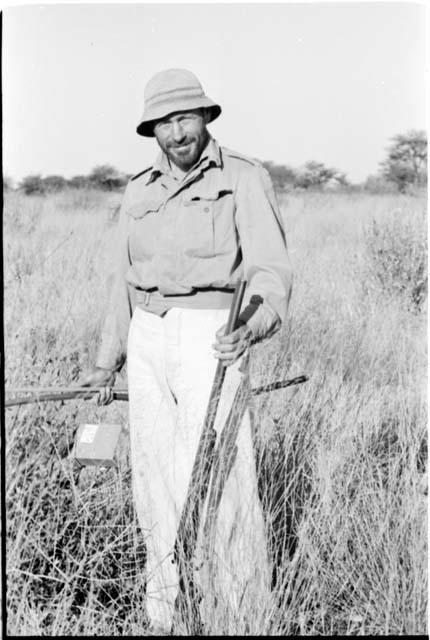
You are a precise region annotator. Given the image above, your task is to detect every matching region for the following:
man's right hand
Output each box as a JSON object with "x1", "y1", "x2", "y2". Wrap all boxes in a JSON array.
[{"x1": 79, "y1": 367, "x2": 116, "y2": 406}]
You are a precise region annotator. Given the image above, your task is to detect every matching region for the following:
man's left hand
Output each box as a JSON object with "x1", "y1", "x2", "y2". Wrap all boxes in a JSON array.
[{"x1": 213, "y1": 324, "x2": 253, "y2": 366}]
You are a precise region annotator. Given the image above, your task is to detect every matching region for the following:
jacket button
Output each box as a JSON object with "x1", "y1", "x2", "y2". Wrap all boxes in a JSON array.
[{"x1": 204, "y1": 206, "x2": 210, "y2": 213}]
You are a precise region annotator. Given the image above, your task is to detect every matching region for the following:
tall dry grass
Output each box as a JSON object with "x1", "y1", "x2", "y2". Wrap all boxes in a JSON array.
[{"x1": 4, "y1": 187, "x2": 427, "y2": 635}]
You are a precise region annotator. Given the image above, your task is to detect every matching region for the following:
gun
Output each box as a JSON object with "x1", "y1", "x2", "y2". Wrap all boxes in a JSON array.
[
  {"x1": 5, "y1": 387, "x2": 129, "y2": 408},
  {"x1": 201, "y1": 354, "x2": 251, "y2": 573},
  {"x1": 172, "y1": 279, "x2": 247, "y2": 633},
  {"x1": 5, "y1": 377, "x2": 308, "y2": 408}
]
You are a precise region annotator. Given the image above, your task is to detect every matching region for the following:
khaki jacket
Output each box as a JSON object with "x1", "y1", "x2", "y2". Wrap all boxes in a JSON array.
[{"x1": 96, "y1": 138, "x2": 293, "y2": 371}]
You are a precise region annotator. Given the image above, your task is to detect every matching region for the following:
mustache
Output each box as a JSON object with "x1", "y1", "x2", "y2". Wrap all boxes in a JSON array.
[{"x1": 168, "y1": 139, "x2": 195, "y2": 149}]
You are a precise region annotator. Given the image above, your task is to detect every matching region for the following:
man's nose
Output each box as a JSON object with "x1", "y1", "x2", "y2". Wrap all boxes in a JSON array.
[{"x1": 172, "y1": 121, "x2": 186, "y2": 142}]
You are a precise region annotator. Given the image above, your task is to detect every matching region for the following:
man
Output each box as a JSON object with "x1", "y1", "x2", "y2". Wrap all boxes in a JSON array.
[{"x1": 82, "y1": 68, "x2": 292, "y2": 632}]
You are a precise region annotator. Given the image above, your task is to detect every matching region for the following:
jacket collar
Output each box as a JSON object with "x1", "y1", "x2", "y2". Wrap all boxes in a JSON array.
[{"x1": 145, "y1": 137, "x2": 222, "y2": 185}]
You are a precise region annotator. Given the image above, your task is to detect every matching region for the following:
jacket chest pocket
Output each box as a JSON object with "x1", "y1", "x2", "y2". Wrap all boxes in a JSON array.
[
  {"x1": 126, "y1": 200, "x2": 164, "y2": 259},
  {"x1": 126, "y1": 199, "x2": 163, "y2": 219},
  {"x1": 181, "y1": 189, "x2": 233, "y2": 258}
]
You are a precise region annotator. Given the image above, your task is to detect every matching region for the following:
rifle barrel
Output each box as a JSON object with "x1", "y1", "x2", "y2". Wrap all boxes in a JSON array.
[
  {"x1": 251, "y1": 375, "x2": 308, "y2": 396},
  {"x1": 5, "y1": 388, "x2": 129, "y2": 407},
  {"x1": 5, "y1": 374, "x2": 308, "y2": 407}
]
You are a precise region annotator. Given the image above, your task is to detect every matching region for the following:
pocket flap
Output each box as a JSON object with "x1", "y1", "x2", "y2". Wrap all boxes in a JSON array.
[
  {"x1": 127, "y1": 199, "x2": 164, "y2": 218},
  {"x1": 185, "y1": 188, "x2": 233, "y2": 203}
]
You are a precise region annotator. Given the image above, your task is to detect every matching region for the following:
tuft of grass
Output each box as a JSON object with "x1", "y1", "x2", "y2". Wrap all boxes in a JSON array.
[
  {"x1": 4, "y1": 189, "x2": 427, "y2": 635},
  {"x1": 363, "y1": 207, "x2": 427, "y2": 312}
]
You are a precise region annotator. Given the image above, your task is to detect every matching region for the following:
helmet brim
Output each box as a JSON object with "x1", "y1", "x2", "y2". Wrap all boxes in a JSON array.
[{"x1": 136, "y1": 100, "x2": 221, "y2": 137}]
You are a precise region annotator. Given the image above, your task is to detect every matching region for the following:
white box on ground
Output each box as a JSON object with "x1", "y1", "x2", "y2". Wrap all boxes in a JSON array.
[{"x1": 73, "y1": 423, "x2": 124, "y2": 467}]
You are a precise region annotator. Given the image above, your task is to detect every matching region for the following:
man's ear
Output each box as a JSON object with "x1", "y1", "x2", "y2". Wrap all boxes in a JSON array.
[{"x1": 202, "y1": 108, "x2": 212, "y2": 124}]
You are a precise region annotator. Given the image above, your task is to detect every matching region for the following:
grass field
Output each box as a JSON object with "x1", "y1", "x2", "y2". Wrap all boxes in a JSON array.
[{"x1": 4, "y1": 186, "x2": 427, "y2": 635}]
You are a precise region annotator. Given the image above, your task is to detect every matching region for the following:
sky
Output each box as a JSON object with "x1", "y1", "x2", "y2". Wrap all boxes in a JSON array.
[{"x1": 2, "y1": 2, "x2": 427, "y2": 185}]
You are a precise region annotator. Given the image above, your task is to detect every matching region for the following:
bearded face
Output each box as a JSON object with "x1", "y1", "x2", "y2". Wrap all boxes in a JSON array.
[{"x1": 153, "y1": 108, "x2": 210, "y2": 172}]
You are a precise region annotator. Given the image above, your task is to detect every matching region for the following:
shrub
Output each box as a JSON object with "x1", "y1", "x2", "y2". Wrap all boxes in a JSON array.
[
  {"x1": 295, "y1": 161, "x2": 348, "y2": 190},
  {"x1": 4, "y1": 175, "x2": 14, "y2": 191},
  {"x1": 380, "y1": 130, "x2": 427, "y2": 193},
  {"x1": 262, "y1": 161, "x2": 296, "y2": 192},
  {"x1": 43, "y1": 175, "x2": 68, "y2": 193},
  {"x1": 363, "y1": 175, "x2": 396, "y2": 194},
  {"x1": 69, "y1": 175, "x2": 90, "y2": 189},
  {"x1": 364, "y1": 207, "x2": 427, "y2": 312},
  {"x1": 88, "y1": 165, "x2": 128, "y2": 191},
  {"x1": 19, "y1": 174, "x2": 46, "y2": 195}
]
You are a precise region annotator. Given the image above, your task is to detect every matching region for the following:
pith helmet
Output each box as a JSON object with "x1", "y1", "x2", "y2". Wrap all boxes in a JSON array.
[{"x1": 136, "y1": 68, "x2": 222, "y2": 137}]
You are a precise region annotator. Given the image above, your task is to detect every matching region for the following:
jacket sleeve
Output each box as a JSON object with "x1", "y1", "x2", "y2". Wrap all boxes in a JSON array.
[
  {"x1": 95, "y1": 182, "x2": 136, "y2": 371},
  {"x1": 234, "y1": 165, "x2": 293, "y2": 339}
]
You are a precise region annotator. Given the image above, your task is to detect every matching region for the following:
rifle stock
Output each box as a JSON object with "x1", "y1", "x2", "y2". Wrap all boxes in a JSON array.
[
  {"x1": 202, "y1": 362, "x2": 250, "y2": 554},
  {"x1": 173, "y1": 279, "x2": 247, "y2": 632}
]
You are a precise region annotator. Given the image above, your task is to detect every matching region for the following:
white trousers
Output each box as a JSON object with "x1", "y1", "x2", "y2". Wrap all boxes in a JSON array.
[{"x1": 127, "y1": 307, "x2": 269, "y2": 631}]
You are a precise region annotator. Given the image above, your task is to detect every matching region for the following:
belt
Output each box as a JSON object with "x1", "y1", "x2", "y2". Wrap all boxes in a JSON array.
[{"x1": 134, "y1": 288, "x2": 235, "y2": 316}]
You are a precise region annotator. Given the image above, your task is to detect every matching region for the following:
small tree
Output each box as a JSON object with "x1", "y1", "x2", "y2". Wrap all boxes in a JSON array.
[
  {"x1": 43, "y1": 175, "x2": 67, "y2": 192},
  {"x1": 380, "y1": 130, "x2": 427, "y2": 192},
  {"x1": 295, "y1": 161, "x2": 346, "y2": 190},
  {"x1": 363, "y1": 174, "x2": 395, "y2": 194},
  {"x1": 68, "y1": 175, "x2": 89, "y2": 189},
  {"x1": 88, "y1": 165, "x2": 127, "y2": 191},
  {"x1": 262, "y1": 161, "x2": 296, "y2": 192},
  {"x1": 3, "y1": 175, "x2": 14, "y2": 191},
  {"x1": 19, "y1": 174, "x2": 46, "y2": 195}
]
